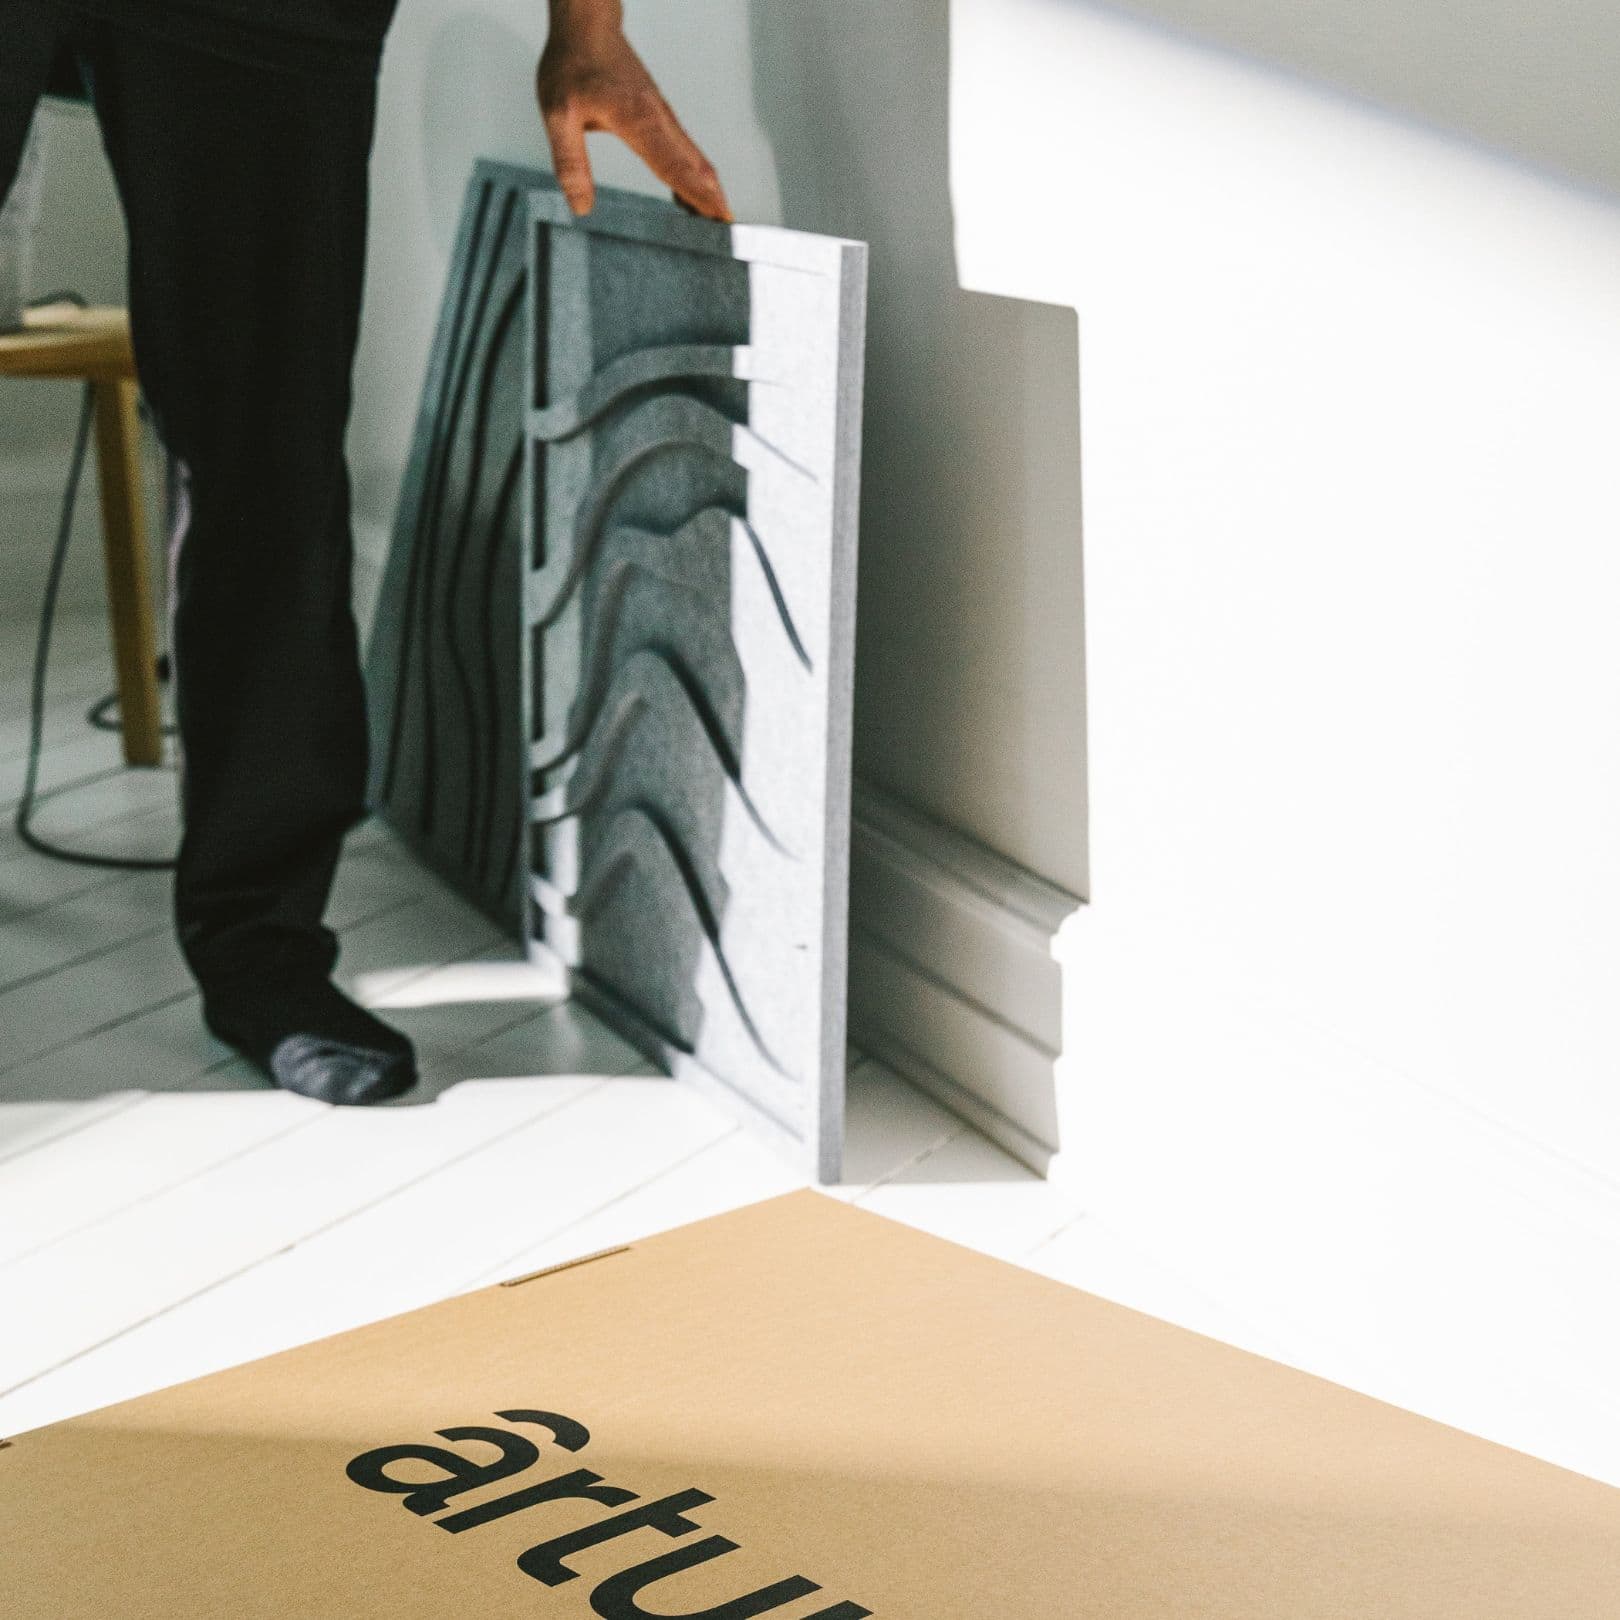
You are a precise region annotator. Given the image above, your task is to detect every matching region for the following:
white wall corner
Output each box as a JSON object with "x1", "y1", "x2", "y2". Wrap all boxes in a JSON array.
[{"x1": 847, "y1": 777, "x2": 1082, "y2": 1175}]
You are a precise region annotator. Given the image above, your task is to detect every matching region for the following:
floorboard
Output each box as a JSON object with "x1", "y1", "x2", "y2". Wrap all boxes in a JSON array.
[{"x1": 0, "y1": 620, "x2": 1111, "y2": 1447}]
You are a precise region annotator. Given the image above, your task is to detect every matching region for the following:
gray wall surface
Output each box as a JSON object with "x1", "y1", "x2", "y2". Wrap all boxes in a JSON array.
[
  {"x1": 1098, "y1": 0, "x2": 1620, "y2": 196},
  {"x1": 0, "y1": 104, "x2": 130, "y2": 625}
]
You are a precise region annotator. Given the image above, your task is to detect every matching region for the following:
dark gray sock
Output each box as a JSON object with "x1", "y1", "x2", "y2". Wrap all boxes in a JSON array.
[{"x1": 203, "y1": 977, "x2": 418, "y2": 1107}]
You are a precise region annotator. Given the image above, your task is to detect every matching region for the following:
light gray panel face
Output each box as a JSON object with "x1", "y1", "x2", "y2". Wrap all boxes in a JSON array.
[{"x1": 525, "y1": 184, "x2": 868, "y2": 1182}]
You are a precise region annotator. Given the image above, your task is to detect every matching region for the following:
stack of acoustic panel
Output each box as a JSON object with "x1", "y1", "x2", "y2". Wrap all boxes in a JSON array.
[{"x1": 370, "y1": 163, "x2": 867, "y2": 1181}]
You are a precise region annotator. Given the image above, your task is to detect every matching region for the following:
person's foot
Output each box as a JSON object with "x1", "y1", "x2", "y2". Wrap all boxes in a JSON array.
[{"x1": 202, "y1": 976, "x2": 418, "y2": 1106}]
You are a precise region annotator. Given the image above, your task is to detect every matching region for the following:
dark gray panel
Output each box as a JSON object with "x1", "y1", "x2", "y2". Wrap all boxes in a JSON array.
[
  {"x1": 367, "y1": 164, "x2": 866, "y2": 1180},
  {"x1": 366, "y1": 160, "x2": 542, "y2": 933}
]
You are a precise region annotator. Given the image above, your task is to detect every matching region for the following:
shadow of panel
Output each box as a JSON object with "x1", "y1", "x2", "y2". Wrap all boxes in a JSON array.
[
  {"x1": 748, "y1": 0, "x2": 1085, "y2": 1171},
  {"x1": 525, "y1": 184, "x2": 867, "y2": 1182},
  {"x1": 366, "y1": 159, "x2": 546, "y2": 935}
]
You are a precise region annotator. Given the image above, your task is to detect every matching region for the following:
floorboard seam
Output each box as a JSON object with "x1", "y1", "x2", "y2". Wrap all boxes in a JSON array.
[
  {"x1": 0, "y1": 1078, "x2": 623, "y2": 1400},
  {"x1": 0, "y1": 1107, "x2": 330, "y2": 1273},
  {"x1": 0, "y1": 917, "x2": 170, "y2": 1002},
  {"x1": 461, "y1": 1122, "x2": 749, "y2": 1291},
  {"x1": 0, "y1": 1092, "x2": 148, "y2": 1172}
]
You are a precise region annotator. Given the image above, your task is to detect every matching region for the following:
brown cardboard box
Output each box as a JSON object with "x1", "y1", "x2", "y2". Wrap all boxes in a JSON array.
[{"x1": 4, "y1": 1190, "x2": 1617, "y2": 1616}]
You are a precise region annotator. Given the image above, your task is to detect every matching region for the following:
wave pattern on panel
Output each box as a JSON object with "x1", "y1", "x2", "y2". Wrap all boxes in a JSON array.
[
  {"x1": 369, "y1": 167, "x2": 864, "y2": 1177},
  {"x1": 525, "y1": 185, "x2": 866, "y2": 1177},
  {"x1": 366, "y1": 162, "x2": 544, "y2": 932}
]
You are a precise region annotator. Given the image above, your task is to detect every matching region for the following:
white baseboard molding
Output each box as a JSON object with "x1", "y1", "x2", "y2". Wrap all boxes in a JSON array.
[
  {"x1": 846, "y1": 995, "x2": 1061, "y2": 1176},
  {"x1": 847, "y1": 779, "x2": 1082, "y2": 1174}
]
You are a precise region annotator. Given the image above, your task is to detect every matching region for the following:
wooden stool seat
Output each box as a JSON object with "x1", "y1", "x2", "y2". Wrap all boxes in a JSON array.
[{"x1": 0, "y1": 303, "x2": 162, "y2": 766}]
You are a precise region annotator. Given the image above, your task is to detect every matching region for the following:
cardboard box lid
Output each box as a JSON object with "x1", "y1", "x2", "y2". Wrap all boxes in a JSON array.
[{"x1": 4, "y1": 1191, "x2": 1616, "y2": 1617}]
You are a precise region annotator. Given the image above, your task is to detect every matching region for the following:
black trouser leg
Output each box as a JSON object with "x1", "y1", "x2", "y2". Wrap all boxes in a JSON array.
[{"x1": 77, "y1": 18, "x2": 382, "y2": 990}]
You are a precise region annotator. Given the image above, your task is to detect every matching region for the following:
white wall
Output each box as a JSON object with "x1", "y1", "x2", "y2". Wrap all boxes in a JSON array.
[
  {"x1": 950, "y1": 0, "x2": 1620, "y2": 1478},
  {"x1": 1098, "y1": 0, "x2": 1620, "y2": 196}
]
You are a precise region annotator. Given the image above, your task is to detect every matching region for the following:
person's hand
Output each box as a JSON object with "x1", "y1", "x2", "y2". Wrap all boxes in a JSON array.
[{"x1": 537, "y1": 0, "x2": 732, "y2": 222}]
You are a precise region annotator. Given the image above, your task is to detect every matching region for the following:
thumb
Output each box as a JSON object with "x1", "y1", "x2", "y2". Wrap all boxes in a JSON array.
[{"x1": 543, "y1": 102, "x2": 595, "y2": 216}]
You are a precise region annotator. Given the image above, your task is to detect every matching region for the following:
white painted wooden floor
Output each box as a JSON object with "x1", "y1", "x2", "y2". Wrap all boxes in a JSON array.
[{"x1": 0, "y1": 615, "x2": 1264, "y2": 1442}]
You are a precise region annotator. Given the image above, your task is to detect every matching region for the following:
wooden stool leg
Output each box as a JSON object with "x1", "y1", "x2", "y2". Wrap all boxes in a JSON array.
[{"x1": 92, "y1": 377, "x2": 163, "y2": 767}]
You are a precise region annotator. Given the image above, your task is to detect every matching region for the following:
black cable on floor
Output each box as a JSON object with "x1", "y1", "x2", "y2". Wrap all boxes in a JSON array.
[
  {"x1": 87, "y1": 655, "x2": 175, "y2": 734},
  {"x1": 13, "y1": 377, "x2": 178, "y2": 872}
]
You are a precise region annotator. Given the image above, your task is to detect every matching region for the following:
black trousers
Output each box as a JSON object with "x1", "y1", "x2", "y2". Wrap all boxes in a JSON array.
[{"x1": 2, "y1": 3, "x2": 389, "y2": 991}]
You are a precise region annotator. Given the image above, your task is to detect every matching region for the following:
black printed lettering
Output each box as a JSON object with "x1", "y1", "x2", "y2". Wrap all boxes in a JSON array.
[
  {"x1": 589, "y1": 1537, "x2": 822, "y2": 1619},
  {"x1": 343, "y1": 1410, "x2": 870, "y2": 1614},
  {"x1": 518, "y1": 1489, "x2": 715, "y2": 1586},
  {"x1": 346, "y1": 1425, "x2": 542, "y2": 1517},
  {"x1": 437, "y1": 1469, "x2": 638, "y2": 1534},
  {"x1": 496, "y1": 1409, "x2": 593, "y2": 1452}
]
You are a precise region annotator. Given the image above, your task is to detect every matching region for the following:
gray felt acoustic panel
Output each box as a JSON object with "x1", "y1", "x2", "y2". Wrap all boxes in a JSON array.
[
  {"x1": 369, "y1": 163, "x2": 866, "y2": 1181},
  {"x1": 367, "y1": 161, "x2": 544, "y2": 934},
  {"x1": 525, "y1": 187, "x2": 867, "y2": 1183}
]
